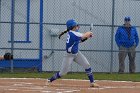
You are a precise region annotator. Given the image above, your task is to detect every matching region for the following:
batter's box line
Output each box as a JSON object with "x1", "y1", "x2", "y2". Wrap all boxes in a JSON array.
[
  {"x1": 1, "y1": 78, "x2": 140, "y2": 83},
  {"x1": 62, "y1": 79, "x2": 140, "y2": 83},
  {"x1": 91, "y1": 86, "x2": 140, "y2": 90}
]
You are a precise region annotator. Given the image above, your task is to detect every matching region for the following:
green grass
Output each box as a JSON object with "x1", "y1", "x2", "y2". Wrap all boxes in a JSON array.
[{"x1": 0, "y1": 72, "x2": 140, "y2": 82}]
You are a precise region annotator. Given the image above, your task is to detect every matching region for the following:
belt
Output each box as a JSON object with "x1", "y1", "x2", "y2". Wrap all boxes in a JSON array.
[
  {"x1": 67, "y1": 52, "x2": 77, "y2": 54},
  {"x1": 67, "y1": 52, "x2": 72, "y2": 54}
]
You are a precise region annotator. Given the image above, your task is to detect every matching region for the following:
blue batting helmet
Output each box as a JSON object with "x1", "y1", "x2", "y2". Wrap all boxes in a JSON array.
[{"x1": 66, "y1": 19, "x2": 78, "y2": 29}]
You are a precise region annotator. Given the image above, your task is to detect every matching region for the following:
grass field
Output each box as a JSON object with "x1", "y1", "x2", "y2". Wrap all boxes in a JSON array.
[{"x1": 0, "y1": 72, "x2": 140, "y2": 82}]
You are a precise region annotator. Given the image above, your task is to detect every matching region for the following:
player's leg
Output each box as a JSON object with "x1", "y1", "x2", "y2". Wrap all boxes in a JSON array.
[
  {"x1": 118, "y1": 46, "x2": 127, "y2": 73},
  {"x1": 128, "y1": 46, "x2": 136, "y2": 73},
  {"x1": 59, "y1": 53, "x2": 75, "y2": 76},
  {"x1": 74, "y1": 51, "x2": 93, "y2": 83},
  {"x1": 74, "y1": 51, "x2": 99, "y2": 87},
  {"x1": 48, "y1": 53, "x2": 74, "y2": 82}
]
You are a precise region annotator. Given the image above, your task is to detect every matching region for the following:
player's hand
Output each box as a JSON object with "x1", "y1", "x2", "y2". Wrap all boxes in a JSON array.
[
  {"x1": 82, "y1": 31, "x2": 93, "y2": 39},
  {"x1": 89, "y1": 32, "x2": 93, "y2": 38}
]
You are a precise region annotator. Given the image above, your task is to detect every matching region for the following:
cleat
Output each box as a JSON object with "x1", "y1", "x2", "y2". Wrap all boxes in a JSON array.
[
  {"x1": 47, "y1": 79, "x2": 51, "y2": 83},
  {"x1": 46, "y1": 79, "x2": 51, "y2": 86},
  {"x1": 90, "y1": 83, "x2": 99, "y2": 88}
]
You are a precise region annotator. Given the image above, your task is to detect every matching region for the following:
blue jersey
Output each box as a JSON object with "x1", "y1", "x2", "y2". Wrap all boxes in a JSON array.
[{"x1": 66, "y1": 30, "x2": 83, "y2": 54}]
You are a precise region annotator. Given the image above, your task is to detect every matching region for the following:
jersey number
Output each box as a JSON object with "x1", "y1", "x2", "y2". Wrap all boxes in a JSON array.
[{"x1": 66, "y1": 34, "x2": 70, "y2": 43}]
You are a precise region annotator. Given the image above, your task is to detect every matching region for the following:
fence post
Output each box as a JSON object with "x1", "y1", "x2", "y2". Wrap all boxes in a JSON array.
[
  {"x1": 110, "y1": 0, "x2": 115, "y2": 73},
  {"x1": 39, "y1": 0, "x2": 43, "y2": 72},
  {"x1": 0, "y1": 0, "x2": 1, "y2": 37},
  {"x1": 26, "y1": 0, "x2": 30, "y2": 41},
  {"x1": 10, "y1": 0, "x2": 15, "y2": 73}
]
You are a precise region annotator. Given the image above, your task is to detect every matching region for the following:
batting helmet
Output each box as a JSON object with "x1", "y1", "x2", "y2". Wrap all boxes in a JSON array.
[{"x1": 66, "y1": 19, "x2": 78, "y2": 30}]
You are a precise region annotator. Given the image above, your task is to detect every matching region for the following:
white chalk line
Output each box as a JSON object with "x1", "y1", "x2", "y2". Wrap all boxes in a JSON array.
[
  {"x1": 7, "y1": 89, "x2": 17, "y2": 91},
  {"x1": 88, "y1": 86, "x2": 140, "y2": 90},
  {"x1": 1, "y1": 78, "x2": 140, "y2": 83},
  {"x1": 62, "y1": 79, "x2": 140, "y2": 83},
  {"x1": 56, "y1": 89, "x2": 80, "y2": 92},
  {"x1": 0, "y1": 78, "x2": 140, "y2": 83},
  {"x1": 41, "y1": 91, "x2": 52, "y2": 93}
]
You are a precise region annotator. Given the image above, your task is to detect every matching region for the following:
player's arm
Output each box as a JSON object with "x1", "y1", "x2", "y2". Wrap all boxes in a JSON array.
[
  {"x1": 80, "y1": 31, "x2": 93, "y2": 42},
  {"x1": 81, "y1": 38, "x2": 88, "y2": 42},
  {"x1": 82, "y1": 31, "x2": 93, "y2": 39},
  {"x1": 73, "y1": 31, "x2": 92, "y2": 42}
]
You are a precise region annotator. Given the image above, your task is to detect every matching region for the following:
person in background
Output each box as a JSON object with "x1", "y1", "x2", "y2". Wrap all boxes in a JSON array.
[
  {"x1": 115, "y1": 16, "x2": 139, "y2": 73},
  {"x1": 0, "y1": 53, "x2": 13, "y2": 60}
]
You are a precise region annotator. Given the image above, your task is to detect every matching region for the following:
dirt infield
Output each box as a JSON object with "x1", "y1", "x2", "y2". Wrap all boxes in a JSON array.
[{"x1": 0, "y1": 78, "x2": 140, "y2": 93}]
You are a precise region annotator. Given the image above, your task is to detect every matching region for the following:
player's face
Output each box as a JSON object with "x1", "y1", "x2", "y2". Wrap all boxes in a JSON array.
[
  {"x1": 75, "y1": 25, "x2": 80, "y2": 30},
  {"x1": 72, "y1": 25, "x2": 80, "y2": 31}
]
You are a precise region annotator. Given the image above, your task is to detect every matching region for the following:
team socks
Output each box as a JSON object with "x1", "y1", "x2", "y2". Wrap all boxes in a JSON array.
[
  {"x1": 49, "y1": 72, "x2": 61, "y2": 82},
  {"x1": 85, "y1": 67, "x2": 94, "y2": 83},
  {"x1": 49, "y1": 68, "x2": 94, "y2": 83}
]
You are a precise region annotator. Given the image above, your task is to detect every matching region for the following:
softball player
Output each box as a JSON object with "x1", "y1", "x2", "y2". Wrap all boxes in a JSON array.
[{"x1": 48, "y1": 19, "x2": 99, "y2": 87}]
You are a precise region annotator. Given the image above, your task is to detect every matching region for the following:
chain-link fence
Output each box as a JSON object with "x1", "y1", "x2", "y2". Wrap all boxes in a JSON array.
[{"x1": 0, "y1": 0, "x2": 140, "y2": 73}]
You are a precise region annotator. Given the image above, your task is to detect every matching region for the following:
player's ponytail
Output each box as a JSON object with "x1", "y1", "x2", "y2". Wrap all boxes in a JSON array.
[
  {"x1": 58, "y1": 29, "x2": 69, "y2": 39},
  {"x1": 59, "y1": 19, "x2": 78, "y2": 39}
]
